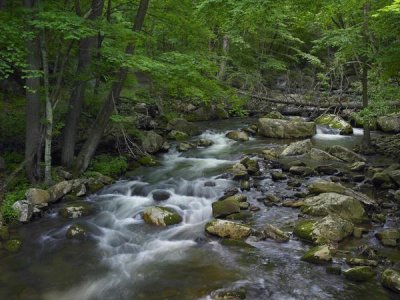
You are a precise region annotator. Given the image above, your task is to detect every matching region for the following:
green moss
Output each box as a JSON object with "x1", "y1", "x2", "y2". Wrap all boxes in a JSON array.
[
  {"x1": 87, "y1": 181, "x2": 104, "y2": 193},
  {"x1": 157, "y1": 207, "x2": 182, "y2": 225},
  {"x1": 293, "y1": 220, "x2": 316, "y2": 242},
  {"x1": 1, "y1": 187, "x2": 27, "y2": 223},
  {"x1": 226, "y1": 212, "x2": 252, "y2": 221},
  {"x1": 344, "y1": 266, "x2": 375, "y2": 282},
  {"x1": 88, "y1": 154, "x2": 128, "y2": 177},
  {"x1": 212, "y1": 199, "x2": 241, "y2": 218},
  {"x1": 138, "y1": 155, "x2": 160, "y2": 166},
  {"x1": 167, "y1": 130, "x2": 189, "y2": 141},
  {"x1": 301, "y1": 246, "x2": 332, "y2": 264},
  {"x1": 220, "y1": 239, "x2": 255, "y2": 248},
  {"x1": 4, "y1": 239, "x2": 21, "y2": 252}
]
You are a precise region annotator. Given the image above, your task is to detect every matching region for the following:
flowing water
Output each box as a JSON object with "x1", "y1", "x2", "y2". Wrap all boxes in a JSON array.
[{"x1": 0, "y1": 119, "x2": 398, "y2": 300}]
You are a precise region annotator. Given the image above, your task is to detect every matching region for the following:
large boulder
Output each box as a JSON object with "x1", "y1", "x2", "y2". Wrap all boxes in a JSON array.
[
  {"x1": 25, "y1": 188, "x2": 50, "y2": 205},
  {"x1": 310, "y1": 148, "x2": 343, "y2": 162},
  {"x1": 382, "y1": 269, "x2": 400, "y2": 293},
  {"x1": 327, "y1": 145, "x2": 366, "y2": 163},
  {"x1": 226, "y1": 131, "x2": 249, "y2": 142},
  {"x1": 263, "y1": 111, "x2": 285, "y2": 119},
  {"x1": 377, "y1": 114, "x2": 400, "y2": 133},
  {"x1": 280, "y1": 139, "x2": 312, "y2": 156},
  {"x1": 167, "y1": 118, "x2": 201, "y2": 136},
  {"x1": 47, "y1": 181, "x2": 74, "y2": 202},
  {"x1": 142, "y1": 206, "x2": 182, "y2": 226},
  {"x1": 375, "y1": 229, "x2": 400, "y2": 247},
  {"x1": 12, "y1": 200, "x2": 33, "y2": 223},
  {"x1": 205, "y1": 219, "x2": 251, "y2": 240},
  {"x1": 212, "y1": 198, "x2": 241, "y2": 218},
  {"x1": 258, "y1": 118, "x2": 316, "y2": 139},
  {"x1": 142, "y1": 131, "x2": 164, "y2": 153},
  {"x1": 301, "y1": 192, "x2": 365, "y2": 223},
  {"x1": 315, "y1": 114, "x2": 353, "y2": 135}
]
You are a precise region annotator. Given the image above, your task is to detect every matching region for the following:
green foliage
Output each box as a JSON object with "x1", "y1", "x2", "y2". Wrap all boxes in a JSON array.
[
  {"x1": 1, "y1": 186, "x2": 28, "y2": 223},
  {"x1": 88, "y1": 155, "x2": 128, "y2": 177}
]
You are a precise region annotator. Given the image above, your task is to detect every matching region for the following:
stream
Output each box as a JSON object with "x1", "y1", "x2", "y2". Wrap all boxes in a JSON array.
[{"x1": 0, "y1": 118, "x2": 398, "y2": 300}]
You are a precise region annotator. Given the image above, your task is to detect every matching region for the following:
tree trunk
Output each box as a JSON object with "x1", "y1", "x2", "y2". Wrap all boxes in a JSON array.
[
  {"x1": 24, "y1": 0, "x2": 42, "y2": 183},
  {"x1": 217, "y1": 35, "x2": 229, "y2": 81},
  {"x1": 362, "y1": 3, "x2": 371, "y2": 147},
  {"x1": 73, "y1": 0, "x2": 150, "y2": 174},
  {"x1": 61, "y1": 0, "x2": 104, "y2": 168}
]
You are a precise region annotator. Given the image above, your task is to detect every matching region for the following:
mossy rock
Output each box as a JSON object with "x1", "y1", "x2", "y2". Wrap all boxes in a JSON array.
[
  {"x1": 263, "y1": 111, "x2": 285, "y2": 119},
  {"x1": 382, "y1": 269, "x2": 400, "y2": 293},
  {"x1": 293, "y1": 220, "x2": 316, "y2": 242},
  {"x1": 344, "y1": 266, "x2": 375, "y2": 282},
  {"x1": 226, "y1": 212, "x2": 252, "y2": 221},
  {"x1": 87, "y1": 181, "x2": 104, "y2": 194},
  {"x1": 66, "y1": 223, "x2": 88, "y2": 240},
  {"x1": 301, "y1": 245, "x2": 332, "y2": 264},
  {"x1": 59, "y1": 202, "x2": 94, "y2": 219},
  {"x1": 138, "y1": 155, "x2": 160, "y2": 167},
  {"x1": 4, "y1": 239, "x2": 22, "y2": 252},
  {"x1": 142, "y1": 206, "x2": 182, "y2": 226},
  {"x1": 220, "y1": 239, "x2": 255, "y2": 249},
  {"x1": 205, "y1": 219, "x2": 252, "y2": 240},
  {"x1": 212, "y1": 199, "x2": 241, "y2": 218},
  {"x1": 167, "y1": 130, "x2": 189, "y2": 141},
  {"x1": 214, "y1": 288, "x2": 246, "y2": 300}
]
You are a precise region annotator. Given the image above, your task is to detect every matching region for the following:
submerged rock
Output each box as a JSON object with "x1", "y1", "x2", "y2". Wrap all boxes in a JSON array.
[
  {"x1": 142, "y1": 206, "x2": 182, "y2": 226},
  {"x1": 344, "y1": 266, "x2": 375, "y2": 282},
  {"x1": 66, "y1": 224, "x2": 88, "y2": 240},
  {"x1": 152, "y1": 190, "x2": 171, "y2": 201},
  {"x1": 4, "y1": 239, "x2": 22, "y2": 252},
  {"x1": 264, "y1": 224, "x2": 289, "y2": 242},
  {"x1": 258, "y1": 118, "x2": 316, "y2": 139},
  {"x1": 382, "y1": 269, "x2": 400, "y2": 293},
  {"x1": 59, "y1": 202, "x2": 94, "y2": 219},
  {"x1": 226, "y1": 130, "x2": 249, "y2": 142},
  {"x1": 280, "y1": 139, "x2": 312, "y2": 156},
  {"x1": 315, "y1": 114, "x2": 353, "y2": 135},
  {"x1": 205, "y1": 219, "x2": 251, "y2": 240},
  {"x1": 301, "y1": 245, "x2": 332, "y2": 264}
]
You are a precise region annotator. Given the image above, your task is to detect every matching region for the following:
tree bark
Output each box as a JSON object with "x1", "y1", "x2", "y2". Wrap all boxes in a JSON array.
[
  {"x1": 61, "y1": 0, "x2": 104, "y2": 168},
  {"x1": 73, "y1": 0, "x2": 150, "y2": 174},
  {"x1": 362, "y1": 3, "x2": 371, "y2": 147},
  {"x1": 24, "y1": 0, "x2": 42, "y2": 183},
  {"x1": 217, "y1": 35, "x2": 229, "y2": 81}
]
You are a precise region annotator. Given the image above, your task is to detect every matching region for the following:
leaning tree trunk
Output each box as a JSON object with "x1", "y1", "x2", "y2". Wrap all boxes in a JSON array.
[
  {"x1": 61, "y1": 0, "x2": 104, "y2": 168},
  {"x1": 73, "y1": 0, "x2": 150, "y2": 174},
  {"x1": 24, "y1": 0, "x2": 42, "y2": 183}
]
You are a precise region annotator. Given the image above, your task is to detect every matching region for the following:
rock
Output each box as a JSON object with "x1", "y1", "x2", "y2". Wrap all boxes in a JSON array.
[
  {"x1": 263, "y1": 111, "x2": 285, "y2": 119},
  {"x1": 240, "y1": 180, "x2": 250, "y2": 191},
  {"x1": 258, "y1": 118, "x2": 316, "y2": 139},
  {"x1": 47, "y1": 181, "x2": 74, "y2": 202},
  {"x1": 4, "y1": 239, "x2": 22, "y2": 252},
  {"x1": 280, "y1": 139, "x2": 312, "y2": 156},
  {"x1": 205, "y1": 219, "x2": 251, "y2": 240},
  {"x1": 301, "y1": 192, "x2": 365, "y2": 222},
  {"x1": 377, "y1": 114, "x2": 400, "y2": 133},
  {"x1": 239, "y1": 202, "x2": 250, "y2": 210},
  {"x1": 344, "y1": 266, "x2": 375, "y2": 282},
  {"x1": 142, "y1": 206, "x2": 182, "y2": 226},
  {"x1": 293, "y1": 219, "x2": 316, "y2": 242},
  {"x1": 142, "y1": 131, "x2": 164, "y2": 153},
  {"x1": 289, "y1": 166, "x2": 313, "y2": 176},
  {"x1": 226, "y1": 212, "x2": 252, "y2": 221},
  {"x1": 25, "y1": 188, "x2": 50, "y2": 205},
  {"x1": 66, "y1": 224, "x2": 88, "y2": 240},
  {"x1": 167, "y1": 130, "x2": 189, "y2": 141},
  {"x1": 161, "y1": 141, "x2": 170, "y2": 152},
  {"x1": 231, "y1": 163, "x2": 248, "y2": 180},
  {"x1": 59, "y1": 202, "x2": 94, "y2": 219},
  {"x1": 222, "y1": 194, "x2": 247, "y2": 203},
  {"x1": 212, "y1": 199, "x2": 241, "y2": 218},
  {"x1": 213, "y1": 288, "x2": 247, "y2": 300},
  {"x1": 382, "y1": 269, "x2": 400, "y2": 293},
  {"x1": 264, "y1": 224, "x2": 289, "y2": 242},
  {"x1": 262, "y1": 149, "x2": 279, "y2": 160},
  {"x1": 138, "y1": 155, "x2": 159, "y2": 166},
  {"x1": 12, "y1": 200, "x2": 33, "y2": 223},
  {"x1": 326, "y1": 145, "x2": 366, "y2": 163},
  {"x1": 226, "y1": 131, "x2": 249, "y2": 142},
  {"x1": 204, "y1": 181, "x2": 216, "y2": 187},
  {"x1": 271, "y1": 171, "x2": 287, "y2": 181},
  {"x1": 197, "y1": 139, "x2": 213, "y2": 147},
  {"x1": 375, "y1": 229, "x2": 400, "y2": 247},
  {"x1": 301, "y1": 245, "x2": 332, "y2": 264},
  {"x1": 310, "y1": 148, "x2": 343, "y2": 162},
  {"x1": 389, "y1": 170, "x2": 400, "y2": 187},
  {"x1": 346, "y1": 258, "x2": 378, "y2": 267},
  {"x1": 152, "y1": 190, "x2": 171, "y2": 201},
  {"x1": 372, "y1": 172, "x2": 394, "y2": 188},
  {"x1": 87, "y1": 180, "x2": 104, "y2": 194},
  {"x1": 308, "y1": 180, "x2": 345, "y2": 194},
  {"x1": 349, "y1": 161, "x2": 367, "y2": 172},
  {"x1": 394, "y1": 190, "x2": 400, "y2": 202},
  {"x1": 353, "y1": 227, "x2": 364, "y2": 238},
  {"x1": 315, "y1": 114, "x2": 353, "y2": 135},
  {"x1": 167, "y1": 118, "x2": 201, "y2": 136},
  {"x1": 177, "y1": 142, "x2": 196, "y2": 152},
  {"x1": 57, "y1": 168, "x2": 73, "y2": 180}
]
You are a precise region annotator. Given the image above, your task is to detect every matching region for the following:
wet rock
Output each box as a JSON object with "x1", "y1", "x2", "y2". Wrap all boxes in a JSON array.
[
  {"x1": 240, "y1": 180, "x2": 250, "y2": 191},
  {"x1": 327, "y1": 145, "x2": 366, "y2": 163},
  {"x1": 258, "y1": 118, "x2": 316, "y2": 139},
  {"x1": 231, "y1": 163, "x2": 248, "y2": 180},
  {"x1": 289, "y1": 166, "x2": 313, "y2": 176},
  {"x1": 375, "y1": 229, "x2": 400, "y2": 247},
  {"x1": 271, "y1": 171, "x2": 287, "y2": 181},
  {"x1": 143, "y1": 206, "x2": 182, "y2": 226},
  {"x1": 312, "y1": 215, "x2": 354, "y2": 245},
  {"x1": 152, "y1": 190, "x2": 171, "y2": 201},
  {"x1": 315, "y1": 165, "x2": 338, "y2": 175},
  {"x1": 212, "y1": 199, "x2": 241, "y2": 218},
  {"x1": 301, "y1": 245, "x2": 332, "y2": 264},
  {"x1": 25, "y1": 188, "x2": 50, "y2": 205},
  {"x1": 350, "y1": 161, "x2": 367, "y2": 172},
  {"x1": 213, "y1": 288, "x2": 246, "y2": 300},
  {"x1": 310, "y1": 148, "x2": 342, "y2": 162},
  {"x1": 48, "y1": 180, "x2": 74, "y2": 202},
  {"x1": 357, "y1": 245, "x2": 378, "y2": 260},
  {"x1": 87, "y1": 180, "x2": 104, "y2": 194},
  {"x1": 353, "y1": 227, "x2": 364, "y2": 238},
  {"x1": 250, "y1": 206, "x2": 261, "y2": 212},
  {"x1": 372, "y1": 172, "x2": 395, "y2": 189},
  {"x1": 346, "y1": 258, "x2": 378, "y2": 267},
  {"x1": 222, "y1": 194, "x2": 247, "y2": 203},
  {"x1": 283, "y1": 200, "x2": 304, "y2": 208},
  {"x1": 377, "y1": 114, "x2": 400, "y2": 133},
  {"x1": 167, "y1": 130, "x2": 189, "y2": 141},
  {"x1": 344, "y1": 266, "x2": 375, "y2": 282},
  {"x1": 315, "y1": 114, "x2": 353, "y2": 135},
  {"x1": 177, "y1": 142, "x2": 196, "y2": 152},
  {"x1": 293, "y1": 219, "x2": 316, "y2": 242},
  {"x1": 167, "y1": 118, "x2": 200, "y2": 136},
  {"x1": 204, "y1": 181, "x2": 216, "y2": 187},
  {"x1": 226, "y1": 130, "x2": 249, "y2": 142},
  {"x1": 142, "y1": 131, "x2": 164, "y2": 153},
  {"x1": 262, "y1": 193, "x2": 280, "y2": 205},
  {"x1": 263, "y1": 111, "x2": 285, "y2": 119},
  {"x1": 4, "y1": 239, "x2": 22, "y2": 252},
  {"x1": 264, "y1": 224, "x2": 289, "y2": 242},
  {"x1": 262, "y1": 149, "x2": 279, "y2": 160},
  {"x1": 66, "y1": 224, "x2": 88, "y2": 240},
  {"x1": 161, "y1": 141, "x2": 170, "y2": 152},
  {"x1": 226, "y1": 212, "x2": 252, "y2": 221},
  {"x1": 239, "y1": 202, "x2": 250, "y2": 210},
  {"x1": 308, "y1": 180, "x2": 345, "y2": 194},
  {"x1": 59, "y1": 202, "x2": 94, "y2": 219},
  {"x1": 197, "y1": 139, "x2": 213, "y2": 147},
  {"x1": 240, "y1": 157, "x2": 259, "y2": 175},
  {"x1": 12, "y1": 200, "x2": 33, "y2": 223},
  {"x1": 301, "y1": 192, "x2": 365, "y2": 222},
  {"x1": 205, "y1": 219, "x2": 251, "y2": 240},
  {"x1": 382, "y1": 269, "x2": 400, "y2": 293},
  {"x1": 220, "y1": 187, "x2": 239, "y2": 200},
  {"x1": 287, "y1": 179, "x2": 301, "y2": 187},
  {"x1": 138, "y1": 155, "x2": 160, "y2": 166},
  {"x1": 280, "y1": 139, "x2": 312, "y2": 156}
]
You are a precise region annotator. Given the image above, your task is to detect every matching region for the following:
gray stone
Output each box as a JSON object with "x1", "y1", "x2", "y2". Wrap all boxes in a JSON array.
[
  {"x1": 142, "y1": 131, "x2": 164, "y2": 153},
  {"x1": 258, "y1": 118, "x2": 316, "y2": 139},
  {"x1": 25, "y1": 188, "x2": 50, "y2": 205},
  {"x1": 377, "y1": 114, "x2": 400, "y2": 133},
  {"x1": 327, "y1": 145, "x2": 366, "y2": 163},
  {"x1": 310, "y1": 148, "x2": 343, "y2": 162},
  {"x1": 143, "y1": 206, "x2": 182, "y2": 226},
  {"x1": 205, "y1": 219, "x2": 251, "y2": 240},
  {"x1": 280, "y1": 139, "x2": 312, "y2": 156},
  {"x1": 12, "y1": 200, "x2": 33, "y2": 223},
  {"x1": 226, "y1": 131, "x2": 249, "y2": 142}
]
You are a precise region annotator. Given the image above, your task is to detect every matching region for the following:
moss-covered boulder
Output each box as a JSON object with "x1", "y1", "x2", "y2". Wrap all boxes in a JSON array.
[
  {"x1": 138, "y1": 155, "x2": 160, "y2": 166},
  {"x1": 142, "y1": 206, "x2": 182, "y2": 226},
  {"x1": 382, "y1": 269, "x2": 400, "y2": 293},
  {"x1": 167, "y1": 130, "x2": 189, "y2": 141},
  {"x1": 212, "y1": 199, "x2": 241, "y2": 218},
  {"x1": 375, "y1": 229, "x2": 400, "y2": 247},
  {"x1": 301, "y1": 192, "x2": 365, "y2": 223},
  {"x1": 240, "y1": 157, "x2": 259, "y2": 174},
  {"x1": 4, "y1": 239, "x2": 22, "y2": 252},
  {"x1": 258, "y1": 118, "x2": 316, "y2": 139},
  {"x1": 377, "y1": 114, "x2": 400, "y2": 133},
  {"x1": 205, "y1": 219, "x2": 251, "y2": 240},
  {"x1": 264, "y1": 224, "x2": 289, "y2": 242},
  {"x1": 223, "y1": 194, "x2": 247, "y2": 203},
  {"x1": 315, "y1": 114, "x2": 353, "y2": 135},
  {"x1": 142, "y1": 131, "x2": 165, "y2": 153},
  {"x1": 372, "y1": 171, "x2": 395, "y2": 189},
  {"x1": 59, "y1": 202, "x2": 94, "y2": 219},
  {"x1": 226, "y1": 131, "x2": 249, "y2": 142},
  {"x1": 66, "y1": 224, "x2": 88, "y2": 240},
  {"x1": 231, "y1": 163, "x2": 248, "y2": 180},
  {"x1": 177, "y1": 142, "x2": 196, "y2": 152},
  {"x1": 25, "y1": 188, "x2": 50, "y2": 205},
  {"x1": 293, "y1": 219, "x2": 316, "y2": 242},
  {"x1": 327, "y1": 145, "x2": 366, "y2": 163},
  {"x1": 301, "y1": 245, "x2": 332, "y2": 264},
  {"x1": 167, "y1": 118, "x2": 201, "y2": 136},
  {"x1": 289, "y1": 166, "x2": 314, "y2": 176},
  {"x1": 280, "y1": 139, "x2": 312, "y2": 157},
  {"x1": 344, "y1": 266, "x2": 375, "y2": 282},
  {"x1": 308, "y1": 180, "x2": 345, "y2": 195}
]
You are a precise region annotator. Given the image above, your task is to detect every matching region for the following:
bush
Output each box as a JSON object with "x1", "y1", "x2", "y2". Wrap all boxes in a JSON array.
[
  {"x1": 1, "y1": 186, "x2": 27, "y2": 223},
  {"x1": 88, "y1": 155, "x2": 128, "y2": 177}
]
